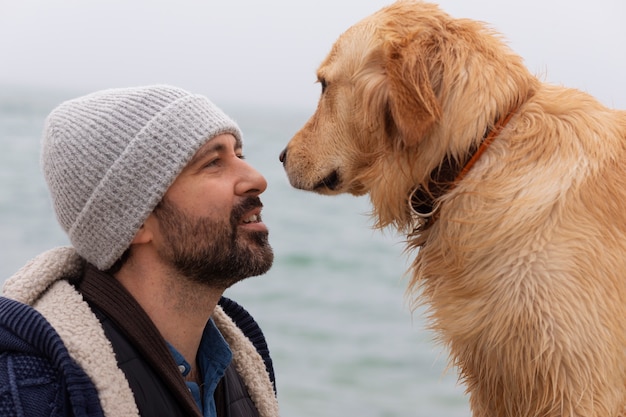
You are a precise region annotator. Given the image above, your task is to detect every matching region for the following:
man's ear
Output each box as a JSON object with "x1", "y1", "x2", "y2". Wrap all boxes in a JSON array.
[{"x1": 131, "y1": 216, "x2": 155, "y2": 245}]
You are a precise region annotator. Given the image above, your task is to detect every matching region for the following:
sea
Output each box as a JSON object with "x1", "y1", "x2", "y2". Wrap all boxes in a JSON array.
[{"x1": 0, "y1": 86, "x2": 470, "y2": 417}]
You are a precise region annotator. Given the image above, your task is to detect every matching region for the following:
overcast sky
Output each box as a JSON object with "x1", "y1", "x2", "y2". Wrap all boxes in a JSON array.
[{"x1": 1, "y1": 0, "x2": 625, "y2": 111}]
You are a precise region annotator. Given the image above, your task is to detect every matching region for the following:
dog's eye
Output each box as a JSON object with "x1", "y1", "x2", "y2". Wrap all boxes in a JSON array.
[{"x1": 319, "y1": 78, "x2": 327, "y2": 94}]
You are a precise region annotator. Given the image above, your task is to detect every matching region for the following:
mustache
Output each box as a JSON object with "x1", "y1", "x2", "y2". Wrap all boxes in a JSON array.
[
  {"x1": 231, "y1": 196, "x2": 264, "y2": 223},
  {"x1": 155, "y1": 195, "x2": 264, "y2": 225}
]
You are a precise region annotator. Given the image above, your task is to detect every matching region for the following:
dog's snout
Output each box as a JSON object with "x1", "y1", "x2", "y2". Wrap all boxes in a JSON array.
[{"x1": 279, "y1": 148, "x2": 287, "y2": 165}]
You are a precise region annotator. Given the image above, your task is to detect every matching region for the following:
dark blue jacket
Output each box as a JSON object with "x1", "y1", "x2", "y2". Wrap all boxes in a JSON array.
[{"x1": 0, "y1": 297, "x2": 104, "y2": 417}]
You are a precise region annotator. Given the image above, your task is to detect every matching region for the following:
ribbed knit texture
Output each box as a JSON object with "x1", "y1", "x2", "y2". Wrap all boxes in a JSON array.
[
  {"x1": 41, "y1": 85, "x2": 243, "y2": 270},
  {"x1": 0, "y1": 297, "x2": 104, "y2": 417}
]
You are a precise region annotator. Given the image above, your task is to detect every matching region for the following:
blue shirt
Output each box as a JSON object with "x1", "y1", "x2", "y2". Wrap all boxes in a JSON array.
[{"x1": 167, "y1": 318, "x2": 233, "y2": 417}]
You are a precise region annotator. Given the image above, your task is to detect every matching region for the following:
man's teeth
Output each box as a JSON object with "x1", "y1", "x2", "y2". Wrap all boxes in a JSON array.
[{"x1": 243, "y1": 214, "x2": 258, "y2": 223}]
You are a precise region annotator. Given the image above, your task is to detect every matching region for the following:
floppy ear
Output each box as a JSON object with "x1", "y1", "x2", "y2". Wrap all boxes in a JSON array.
[{"x1": 384, "y1": 37, "x2": 442, "y2": 147}]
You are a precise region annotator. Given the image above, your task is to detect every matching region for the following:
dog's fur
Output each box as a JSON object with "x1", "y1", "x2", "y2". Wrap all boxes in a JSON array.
[{"x1": 280, "y1": 1, "x2": 626, "y2": 416}]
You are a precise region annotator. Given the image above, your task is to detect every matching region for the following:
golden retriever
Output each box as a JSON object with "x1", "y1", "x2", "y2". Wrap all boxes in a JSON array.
[{"x1": 279, "y1": 1, "x2": 626, "y2": 416}]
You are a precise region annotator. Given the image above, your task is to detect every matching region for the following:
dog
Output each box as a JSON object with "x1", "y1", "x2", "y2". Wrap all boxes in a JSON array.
[{"x1": 279, "y1": 1, "x2": 626, "y2": 416}]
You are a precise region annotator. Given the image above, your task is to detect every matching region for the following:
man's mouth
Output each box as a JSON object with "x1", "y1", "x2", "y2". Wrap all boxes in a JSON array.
[
  {"x1": 232, "y1": 196, "x2": 264, "y2": 228},
  {"x1": 243, "y1": 213, "x2": 259, "y2": 224}
]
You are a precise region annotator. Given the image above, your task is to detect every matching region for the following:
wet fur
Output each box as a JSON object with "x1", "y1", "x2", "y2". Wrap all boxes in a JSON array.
[{"x1": 281, "y1": 1, "x2": 626, "y2": 416}]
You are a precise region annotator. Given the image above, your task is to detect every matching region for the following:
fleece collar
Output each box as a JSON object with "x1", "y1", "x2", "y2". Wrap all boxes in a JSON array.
[{"x1": 3, "y1": 246, "x2": 280, "y2": 417}]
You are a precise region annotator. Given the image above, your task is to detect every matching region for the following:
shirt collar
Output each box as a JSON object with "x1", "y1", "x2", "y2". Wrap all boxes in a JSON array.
[{"x1": 167, "y1": 317, "x2": 233, "y2": 416}]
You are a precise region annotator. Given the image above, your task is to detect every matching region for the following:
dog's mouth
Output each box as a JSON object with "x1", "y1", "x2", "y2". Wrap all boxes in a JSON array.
[{"x1": 313, "y1": 170, "x2": 341, "y2": 192}]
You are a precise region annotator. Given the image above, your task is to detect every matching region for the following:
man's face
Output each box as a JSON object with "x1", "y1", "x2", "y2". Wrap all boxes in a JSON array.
[{"x1": 150, "y1": 133, "x2": 273, "y2": 288}]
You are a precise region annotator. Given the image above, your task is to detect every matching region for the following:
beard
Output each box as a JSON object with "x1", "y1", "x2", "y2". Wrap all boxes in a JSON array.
[{"x1": 153, "y1": 196, "x2": 274, "y2": 289}]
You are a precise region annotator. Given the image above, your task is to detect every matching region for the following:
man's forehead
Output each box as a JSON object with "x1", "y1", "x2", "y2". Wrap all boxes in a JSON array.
[
  {"x1": 200, "y1": 133, "x2": 242, "y2": 153},
  {"x1": 204, "y1": 133, "x2": 241, "y2": 149},
  {"x1": 188, "y1": 133, "x2": 241, "y2": 166}
]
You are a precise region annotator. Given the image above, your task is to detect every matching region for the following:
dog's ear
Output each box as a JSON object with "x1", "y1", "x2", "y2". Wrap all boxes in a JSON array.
[{"x1": 384, "y1": 36, "x2": 442, "y2": 147}]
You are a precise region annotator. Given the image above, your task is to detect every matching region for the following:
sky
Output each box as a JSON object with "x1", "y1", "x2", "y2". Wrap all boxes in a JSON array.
[{"x1": 1, "y1": 0, "x2": 625, "y2": 111}]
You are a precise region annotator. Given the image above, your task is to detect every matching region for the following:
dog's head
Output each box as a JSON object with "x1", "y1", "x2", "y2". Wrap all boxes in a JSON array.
[{"x1": 280, "y1": 0, "x2": 534, "y2": 227}]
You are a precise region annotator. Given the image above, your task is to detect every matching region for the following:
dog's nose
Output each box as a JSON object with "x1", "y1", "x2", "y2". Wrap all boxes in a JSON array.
[{"x1": 279, "y1": 148, "x2": 287, "y2": 165}]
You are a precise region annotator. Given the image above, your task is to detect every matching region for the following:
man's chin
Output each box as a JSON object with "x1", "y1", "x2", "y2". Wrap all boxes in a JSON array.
[
  {"x1": 241, "y1": 229, "x2": 270, "y2": 245},
  {"x1": 246, "y1": 245, "x2": 274, "y2": 277}
]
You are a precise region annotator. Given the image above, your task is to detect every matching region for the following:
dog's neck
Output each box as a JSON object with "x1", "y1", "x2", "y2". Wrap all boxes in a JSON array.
[{"x1": 410, "y1": 108, "x2": 519, "y2": 230}]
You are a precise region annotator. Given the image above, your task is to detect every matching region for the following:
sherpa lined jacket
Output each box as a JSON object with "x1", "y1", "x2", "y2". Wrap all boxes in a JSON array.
[{"x1": 1, "y1": 247, "x2": 280, "y2": 417}]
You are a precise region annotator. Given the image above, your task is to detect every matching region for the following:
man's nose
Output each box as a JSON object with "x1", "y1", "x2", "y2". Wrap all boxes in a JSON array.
[{"x1": 237, "y1": 160, "x2": 267, "y2": 196}]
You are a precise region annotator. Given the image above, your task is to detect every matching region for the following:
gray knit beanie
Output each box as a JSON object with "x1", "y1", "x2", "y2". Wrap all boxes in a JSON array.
[{"x1": 41, "y1": 85, "x2": 243, "y2": 270}]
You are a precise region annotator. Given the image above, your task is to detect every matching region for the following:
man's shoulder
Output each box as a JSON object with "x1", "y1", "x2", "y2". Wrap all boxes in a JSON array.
[
  {"x1": 0, "y1": 297, "x2": 54, "y2": 351},
  {"x1": 0, "y1": 296, "x2": 70, "y2": 385},
  {"x1": 0, "y1": 296, "x2": 105, "y2": 417},
  {"x1": 0, "y1": 350, "x2": 64, "y2": 415},
  {"x1": 0, "y1": 297, "x2": 70, "y2": 415},
  {"x1": 0, "y1": 350, "x2": 59, "y2": 387}
]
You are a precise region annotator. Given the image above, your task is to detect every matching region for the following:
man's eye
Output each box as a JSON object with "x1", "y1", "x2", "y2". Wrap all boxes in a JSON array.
[
  {"x1": 204, "y1": 158, "x2": 220, "y2": 168},
  {"x1": 238, "y1": 154, "x2": 246, "y2": 160}
]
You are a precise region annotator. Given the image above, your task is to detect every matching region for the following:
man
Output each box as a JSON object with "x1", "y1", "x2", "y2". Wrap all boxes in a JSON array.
[{"x1": 0, "y1": 85, "x2": 279, "y2": 417}]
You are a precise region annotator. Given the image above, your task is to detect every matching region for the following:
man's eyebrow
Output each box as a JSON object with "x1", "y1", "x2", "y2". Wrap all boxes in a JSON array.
[{"x1": 188, "y1": 136, "x2": 242, "y2": 167}]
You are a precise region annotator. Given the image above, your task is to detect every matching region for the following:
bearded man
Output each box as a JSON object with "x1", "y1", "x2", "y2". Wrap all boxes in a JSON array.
[{"x1": 0, "y1": 85, "x2": 279, "y2": 417}]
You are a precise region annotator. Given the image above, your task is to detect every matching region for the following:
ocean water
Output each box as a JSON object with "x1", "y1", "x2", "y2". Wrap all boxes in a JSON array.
[{"x1": 0, "y1": 87, "x2": 470, "y2": 417}]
